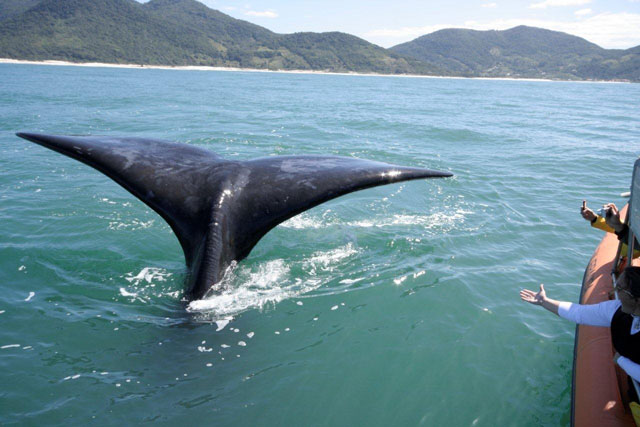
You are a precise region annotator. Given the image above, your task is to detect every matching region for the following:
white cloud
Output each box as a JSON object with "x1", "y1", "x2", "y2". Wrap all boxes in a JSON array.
[
  {"x1": 482, "y1": 2, "x2": 498, "y2": 7},
  {"x1": 574, "y1": 8, "x2": 592, "y2": 16},
  {"x1": 245, "y1": 10, "x2": 278, "y2": 18},
  {"x1": 462, "y1": 13, "x2": 640, "y2": 48},
  {"x1": 529, "y1": 0, "x2": 591, "y2": 9},
  {"x1": 365, "y1": 12, "x2": 640, "y2": 49},
  {"x1": 365, "y1": 25, "x2": 453, "y2": 40}
]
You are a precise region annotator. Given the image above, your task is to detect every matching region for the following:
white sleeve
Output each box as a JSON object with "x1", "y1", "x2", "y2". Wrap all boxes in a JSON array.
[
  {"x1": 618, "y1": 356, "x2": 640, "y2": 383},
  {"x1": 557, "y1": 300, "x2": 621, "y2": 327}
]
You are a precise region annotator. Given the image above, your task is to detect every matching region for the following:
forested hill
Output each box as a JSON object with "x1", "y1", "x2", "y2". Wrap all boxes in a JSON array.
[
  {"x1": 0, "y1": 0, "x2": 443, "y2": 75},
  {"x1": 0, "y1": 0, "x2": 638, "y2": 81},
  {"x1": 391, "y1": 26, "x2": 639, "y2": 81}
]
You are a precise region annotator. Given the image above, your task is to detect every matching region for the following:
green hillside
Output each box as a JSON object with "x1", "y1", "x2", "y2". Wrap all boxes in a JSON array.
[
  {"x1": 0, "y1": 0, "x2": 443, "y2": 74},
  {"x1": 0, "y1": 0, "x2": 40, "y2": 20},
  {"x1": 0, "y1": 0, "x2": 637, "y2": 81},
  {"x1": 391, "y1": 26, "x2": 638, "y2": 81}
]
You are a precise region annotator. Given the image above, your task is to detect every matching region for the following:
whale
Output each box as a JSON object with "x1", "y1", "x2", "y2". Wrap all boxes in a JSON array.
[{"x1": 17, "y1": 132, "x2": 452, "y2": 300}]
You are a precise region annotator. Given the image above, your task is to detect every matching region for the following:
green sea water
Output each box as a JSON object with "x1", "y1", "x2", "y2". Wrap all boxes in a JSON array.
[{"x1": 1, "y1": 64, "x2": 639, "y2": 426}]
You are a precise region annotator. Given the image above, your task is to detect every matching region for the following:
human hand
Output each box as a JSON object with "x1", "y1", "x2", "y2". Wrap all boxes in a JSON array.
[
  {"x1": 604, "y1": 203, "x2": 624, "y2": 232},
  {"x1": 520, "y1": 284, "x2": 547, "y2": 306},
  {"x1": 581, "y1": 200, "x2": 596, "y2": 222}
]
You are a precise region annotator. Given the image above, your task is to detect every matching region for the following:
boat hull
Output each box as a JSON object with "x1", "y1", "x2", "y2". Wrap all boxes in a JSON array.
[{"x1": 572, "y1": 212, "x2": 634, "y2": 426}]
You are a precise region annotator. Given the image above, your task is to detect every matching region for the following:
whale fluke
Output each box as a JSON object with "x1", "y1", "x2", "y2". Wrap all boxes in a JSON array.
[{"x1": 17, "y1": 132, "x2": 452, "y2": 300}]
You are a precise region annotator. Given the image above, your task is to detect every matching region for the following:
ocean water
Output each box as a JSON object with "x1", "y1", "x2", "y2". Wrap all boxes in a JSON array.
[{"x1": 1, "y1": 64, "x2": 638, "y2": 426}]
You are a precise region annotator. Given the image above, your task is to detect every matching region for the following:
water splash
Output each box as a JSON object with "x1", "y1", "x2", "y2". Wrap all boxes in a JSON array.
[
  {"x1": 118, "y1": 267, "x2": 179, "y2": 302},
  {"x1": 187, "y1": 244, "x2": 359, "y2": 320}
]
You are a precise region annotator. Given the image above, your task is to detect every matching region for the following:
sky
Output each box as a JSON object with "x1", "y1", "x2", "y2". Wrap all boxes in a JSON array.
[{"x1": 196, "y1": 0, "x2": 640, "y2": 49}]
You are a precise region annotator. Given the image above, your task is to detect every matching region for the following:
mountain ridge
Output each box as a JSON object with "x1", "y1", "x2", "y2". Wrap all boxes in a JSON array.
[
  {"x1": 0, "y1": 0, "x2": 442, "y2": 74},
  {"x1": 0, "y1": 0, "x2": 637, "y2": 81},
  {"x1": 391, "y1": 25, "x2": 638, "y2": 81}
]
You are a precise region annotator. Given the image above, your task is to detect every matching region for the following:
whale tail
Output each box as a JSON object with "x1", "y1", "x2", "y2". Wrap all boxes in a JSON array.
[{"x1": 17, "y1": 132, "x2": 452, "y2": 300}]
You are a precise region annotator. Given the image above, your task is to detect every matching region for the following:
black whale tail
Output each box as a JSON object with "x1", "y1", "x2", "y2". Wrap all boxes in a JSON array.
[{"x1": 17, "y1": 132, "x2": 452, "y2": 300}]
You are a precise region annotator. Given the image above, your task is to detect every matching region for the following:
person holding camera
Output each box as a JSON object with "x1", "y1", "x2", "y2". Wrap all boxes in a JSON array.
[
  {"x1": 581, "y1": 200, "x2": 625, "y2": 234},
  {"x1": 581, "y1": 200, "x2": 638, "y2": 260}
]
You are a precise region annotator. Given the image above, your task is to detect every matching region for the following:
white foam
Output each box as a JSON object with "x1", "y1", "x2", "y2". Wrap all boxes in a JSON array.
[
  {"x1": 215, "y1": 318, "x2": 231, "y2": 331},
  {"x1": 198, "y1": 346, "x2": 213, "y2": 352},
  {"x1": 339, "y1": 278, "x2": 364, "y2": 285},
  {"x1": 238, "y1": 341, "x2": 246, "y2": 346},
  {"x1": 118, "y1": 287, "x2": 147, "y2": 304},
  {"x1": 246, "y1": 332, "x2": 255, "y2": 338},
  {"x1": 281, "y1": 213, "x2": 324, "y2": 229},
  {"x1": 279, "y1": 209, "x2": 469, "y2": 233},
  {"x1": 125, "y1": 267, "x2": 172, "y2": 284},
  {"x1": 303, "y1": 243, "x2": 358, "y2": 274},
  {"x1": 347, "y1": 212, "x2": 468, "y2": 230},
  {"x1": 108, "y1": 219, "x2": 155, "y2": 231},
  {"x1": 1, "y1": 344, "x2": 20, "y2": 349},
  {"x1": 331, "y1": 305, "x2": 338, "y2": 311},
  {"x1": 188, "y1": 259, "x2": 292, "y2": 315},
  {"x1": 120, "y1": 267, "x2": 178, "y2": 302},
  {"x1": 119, "y1": 288, "x2": 137, "y2": 297},
  {"x1": 188, "y1": 244, "x2": 358, "y2": 319},
  {"x1": 18, "y1": 265, "x2": 26, "y2": 271},
  {"x1": 393, "y1": 276, "x2": 408, "y2": 285},
  {"x1": 25, "y1": 292, "x2": 35, "y2": 302}
]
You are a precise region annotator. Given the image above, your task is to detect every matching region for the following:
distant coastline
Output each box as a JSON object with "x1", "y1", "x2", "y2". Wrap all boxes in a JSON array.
[
  {"x1": 1, "y1": 58, "x2": 628, "y2": 84},
  {"x1": 2, "y1": 0, "x2": 637, "y2": 83}
]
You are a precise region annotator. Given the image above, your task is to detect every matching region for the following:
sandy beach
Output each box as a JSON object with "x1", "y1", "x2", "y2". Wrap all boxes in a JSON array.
[{"x1": 0, "y1": 57, "x2": 587, "y2": 83}]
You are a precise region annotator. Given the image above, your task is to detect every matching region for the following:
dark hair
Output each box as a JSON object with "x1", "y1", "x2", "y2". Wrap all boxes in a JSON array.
[{"x1": 621, "y1": 267, "x2": 640, "y2": 297}]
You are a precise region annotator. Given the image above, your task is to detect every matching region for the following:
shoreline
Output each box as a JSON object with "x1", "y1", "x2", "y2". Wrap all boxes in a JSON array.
[{"x1": 0, "y1": 58, "x2": 630, "y2": 84}]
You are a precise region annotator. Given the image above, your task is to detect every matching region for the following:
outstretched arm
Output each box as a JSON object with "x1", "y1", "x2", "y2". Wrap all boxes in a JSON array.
[
  {"x1": 520, "y1": 284, "x2": 562, "y2": 315},
  {"x1": 521, "y1": 285, "x2": 621, "y2": 326}
]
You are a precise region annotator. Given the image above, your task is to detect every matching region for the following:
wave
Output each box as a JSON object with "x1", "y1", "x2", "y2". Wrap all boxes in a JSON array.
[{"x1": 281, "y1": 210, "x2": 470, "y2": 232}]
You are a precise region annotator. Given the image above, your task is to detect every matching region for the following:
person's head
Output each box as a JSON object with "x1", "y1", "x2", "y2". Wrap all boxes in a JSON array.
[{"x1": 616, "y1": 267, "x2": 640, "y2": 315}]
